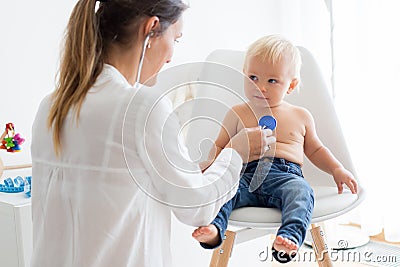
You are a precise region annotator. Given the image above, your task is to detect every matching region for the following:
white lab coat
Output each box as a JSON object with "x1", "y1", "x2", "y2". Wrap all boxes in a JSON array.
[{"x1": 31, "y1": 64, "x2": 242, "y2": 267}]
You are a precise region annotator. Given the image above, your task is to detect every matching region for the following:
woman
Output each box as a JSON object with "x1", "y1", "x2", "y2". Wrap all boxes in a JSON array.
[{"x1": 31, "y1": 1, "x2": 274, "y2": 266}]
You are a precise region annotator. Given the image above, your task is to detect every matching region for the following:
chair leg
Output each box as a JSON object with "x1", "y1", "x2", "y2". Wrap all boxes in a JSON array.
[
  {"x1": 209, "y1": 230, "x2": 236, "y2": 267},
  {"x1": 310, "y1": 224, "x2": 334, "y2": 267}
]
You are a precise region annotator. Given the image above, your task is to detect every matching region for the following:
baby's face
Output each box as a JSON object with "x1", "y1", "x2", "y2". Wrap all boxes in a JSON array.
[{"x1": 243, "y1": 55, "x2": 296, "y2": 109}]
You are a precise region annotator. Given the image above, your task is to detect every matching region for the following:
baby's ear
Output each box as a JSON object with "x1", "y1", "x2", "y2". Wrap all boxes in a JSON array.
[{"x1": 287, "y1": 78, "x2": 299, "y2": 94}]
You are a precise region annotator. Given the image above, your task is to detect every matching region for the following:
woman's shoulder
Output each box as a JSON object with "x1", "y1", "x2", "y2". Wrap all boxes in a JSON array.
[{"x1": 36, "y1": 93, "x2": 54, "y2": 113}]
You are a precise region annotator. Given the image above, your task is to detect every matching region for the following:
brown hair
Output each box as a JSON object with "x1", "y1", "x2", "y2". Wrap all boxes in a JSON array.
[{"x1": 48, "y1": 0, "x2": 188, "y2": 155}]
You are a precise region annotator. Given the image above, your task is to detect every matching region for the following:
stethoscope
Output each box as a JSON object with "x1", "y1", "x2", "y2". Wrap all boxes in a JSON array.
[
  {"x1": 134, "y1": 31, "x2": 154, "y2": 89},
  {"x1": 258, "y1": 115, "x2": 276, "y2": 131},
  {"x1": 248, "y1": 115, "x2": 277, "y2": 192}
]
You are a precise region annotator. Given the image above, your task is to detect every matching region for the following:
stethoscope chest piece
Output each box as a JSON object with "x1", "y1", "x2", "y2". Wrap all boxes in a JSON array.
[{"x1": 258, "y1": 115, "x2": 277, "y2": 130}]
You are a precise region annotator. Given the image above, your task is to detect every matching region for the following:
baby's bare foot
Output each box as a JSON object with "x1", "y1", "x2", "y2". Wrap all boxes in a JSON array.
[
  {"x1": 273, "y1": 235, "x2": 298, "y2": 255},
  {"x1": 192, "y1": 224, "x2": 220, "y2": 247}
]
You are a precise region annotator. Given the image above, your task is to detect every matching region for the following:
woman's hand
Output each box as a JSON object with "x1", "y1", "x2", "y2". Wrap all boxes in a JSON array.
[{"x1": 226, "y1": 127, "x2": 275, "y2": 163}]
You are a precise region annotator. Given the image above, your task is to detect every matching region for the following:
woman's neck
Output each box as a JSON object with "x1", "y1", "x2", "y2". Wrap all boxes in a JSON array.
[{"x1": 105, "y1": 43, "x2": 141, "y2": 86}]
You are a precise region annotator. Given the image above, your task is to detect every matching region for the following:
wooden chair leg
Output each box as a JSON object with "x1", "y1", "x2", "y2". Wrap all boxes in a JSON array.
[
  {"x1": 209, "y1": 230, "x2": 236, "y2": 267},
  {"x1": 310, "y1": 224, "x2": 334, "y2": 267}
]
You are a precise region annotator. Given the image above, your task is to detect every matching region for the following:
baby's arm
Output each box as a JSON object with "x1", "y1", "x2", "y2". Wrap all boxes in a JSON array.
[
  {"x1": 200, "y1": 108, "x2": 239, "y2": 171},
  {"x1": 302, "y1": 109, "x2": 357, "y2": 194}
]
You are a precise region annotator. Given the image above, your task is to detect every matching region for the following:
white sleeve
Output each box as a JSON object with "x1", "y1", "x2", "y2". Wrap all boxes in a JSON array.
[{"x1": 130, "y1": 89, "x2": 243, "y2": 226}]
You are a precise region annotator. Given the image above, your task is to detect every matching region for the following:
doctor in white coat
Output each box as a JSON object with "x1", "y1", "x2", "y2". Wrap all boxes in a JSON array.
[{"x1": 31, "y1": 0, "x2": 275, "y2": 266}]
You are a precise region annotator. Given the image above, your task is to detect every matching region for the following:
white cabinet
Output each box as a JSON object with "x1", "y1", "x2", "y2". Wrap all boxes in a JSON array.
[{"x1": 0, "y1": 169, "x2": 32, "y2": 267}]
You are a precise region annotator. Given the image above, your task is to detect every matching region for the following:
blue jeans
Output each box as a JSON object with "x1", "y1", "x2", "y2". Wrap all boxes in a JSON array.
[{"x1": 201, "y1": 158, "x2": 314, "y2": 249}]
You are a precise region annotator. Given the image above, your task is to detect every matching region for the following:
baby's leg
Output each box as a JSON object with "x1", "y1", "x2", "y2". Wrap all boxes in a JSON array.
[
  {"x1": 192, "y1": 224, "x2": 220, "y2": 247},
  {"x1": 269, "y1": 175, "x2": 313, "y2": 263},
  {"x1": 192, "y1": 172, "x2": 257, "y2": 249},
  {"x1": 275, "y1": 176, "x2": 314, "y2": 249},
  {"x1": 260, "y1": 162, "x2": 314, "y2": 262},
  {"x1": 273, "y1": 235, "x2": 298, "y2": 252},
  {"x1": 192, "y1": 197, "x2": 234, "y2": 249}
]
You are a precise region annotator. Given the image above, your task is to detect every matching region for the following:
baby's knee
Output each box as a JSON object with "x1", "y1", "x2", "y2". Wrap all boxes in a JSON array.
[
  {"x1": 303, "y1": 182, "x2": 314, "y2": 201},
  {"x1": 293, "y1": 180, "x2": 314, "y2": 202},
  {"x1": 304, "y1": 182, "x2": 314, "y2": 197}
]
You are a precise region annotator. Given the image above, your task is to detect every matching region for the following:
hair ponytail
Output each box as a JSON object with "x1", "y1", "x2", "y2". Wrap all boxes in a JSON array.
[{"x1": 48, "y1": 0, "x2": 103, "y2": 156}]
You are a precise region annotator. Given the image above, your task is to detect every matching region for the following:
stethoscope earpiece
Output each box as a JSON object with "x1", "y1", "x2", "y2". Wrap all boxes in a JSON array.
[{"x1": 134, "y1": 32, "x2": 154, "y2": 89}]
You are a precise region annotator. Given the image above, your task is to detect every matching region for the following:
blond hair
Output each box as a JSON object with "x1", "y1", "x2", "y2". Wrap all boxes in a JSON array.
[{"x1": 245, "y1": 34, "x2": 301, "y2": 79}]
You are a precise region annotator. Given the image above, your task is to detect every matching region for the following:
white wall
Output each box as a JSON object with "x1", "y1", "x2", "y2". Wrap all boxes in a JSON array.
[
  {"x1": 332, "y1": 0, "x2": 400, "y2": 241},
  {"x1": 173, "y1": 0, "x2": 331, "y2": 74},
  {"x1": 0, "y1": 1, "x2": 76, "y2": 166}
]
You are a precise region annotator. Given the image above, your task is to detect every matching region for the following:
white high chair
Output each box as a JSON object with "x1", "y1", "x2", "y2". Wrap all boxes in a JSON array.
[{"x1": 184, "y1": 47, "x2": 366, "y2": 267}]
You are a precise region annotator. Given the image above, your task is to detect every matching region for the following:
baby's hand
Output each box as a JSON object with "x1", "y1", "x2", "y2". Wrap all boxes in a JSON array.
[{"x1": 332, "y1": 167, "x2": 358, "y2": 194}]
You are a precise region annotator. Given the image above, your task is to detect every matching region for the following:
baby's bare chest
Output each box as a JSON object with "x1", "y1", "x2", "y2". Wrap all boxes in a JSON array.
[{"x1": 237, "y1": 109, "x2": 306, "y2": 143}]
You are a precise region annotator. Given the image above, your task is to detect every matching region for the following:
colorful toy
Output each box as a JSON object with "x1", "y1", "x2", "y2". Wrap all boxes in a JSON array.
[{"x1": 0, "y1": 123, "x2": 25, "y2": 153}]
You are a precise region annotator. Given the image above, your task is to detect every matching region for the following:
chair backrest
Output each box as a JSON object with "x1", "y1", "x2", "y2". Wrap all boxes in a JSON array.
[{"x1": 185, "y1": 47, "x2": 357, "y2": 187}]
